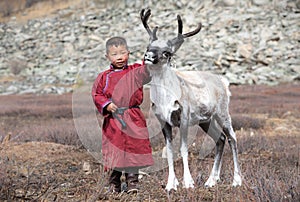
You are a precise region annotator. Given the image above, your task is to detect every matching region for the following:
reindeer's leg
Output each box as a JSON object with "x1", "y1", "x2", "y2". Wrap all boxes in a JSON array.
[
  {"x1": 162, "y1": 122, "x2": 179, "y2": 191},
  {"x1": 223, "y1": 123, "x2": 242, "y2": 187},
  {"x1": 200, "y1": 119, "x2": 225, "y2": 187},
  {"x1": 205, "y1": 133, "x2": 225, "y2": 188},
  {"x1": 180, "y1": 118, "x2": 194, "y2": 188}
]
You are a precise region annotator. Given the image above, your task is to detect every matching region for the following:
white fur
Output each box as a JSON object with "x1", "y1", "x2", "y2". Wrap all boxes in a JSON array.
[
  {"x1": 147, "y1": 55, "x2": 242, "y2": 191},
  {"x1": 142, "y1": 9, "x2": 242, "y2": 191}
]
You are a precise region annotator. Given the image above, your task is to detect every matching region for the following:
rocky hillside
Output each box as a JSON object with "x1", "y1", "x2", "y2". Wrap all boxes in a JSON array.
[{"x1": 0, "y1": 0, "x2": 299, "y2": 94}]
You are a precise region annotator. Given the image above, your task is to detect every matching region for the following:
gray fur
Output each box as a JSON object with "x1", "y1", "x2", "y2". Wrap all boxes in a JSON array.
[{"x1": 141, "y1": 9, "x2": 242, "y2": 191}]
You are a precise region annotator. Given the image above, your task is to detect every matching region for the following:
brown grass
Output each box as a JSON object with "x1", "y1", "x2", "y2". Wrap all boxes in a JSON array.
[
  {"x1": 0, "y1": 83, "x2": 299, "y2": 201},
  {"x1": 0, "y1": 94, "x2": 78, "y2": 145}
]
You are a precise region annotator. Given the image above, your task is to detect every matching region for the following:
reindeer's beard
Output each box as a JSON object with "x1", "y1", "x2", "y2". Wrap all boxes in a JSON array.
[{"x1": 145, "y1": 60, "x2": 169, "y2": 73}]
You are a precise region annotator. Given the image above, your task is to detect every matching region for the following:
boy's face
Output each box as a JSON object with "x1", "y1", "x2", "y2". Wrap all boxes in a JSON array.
[{"x1": 106, "y1": 45, "x2": 129, "y2": 69}]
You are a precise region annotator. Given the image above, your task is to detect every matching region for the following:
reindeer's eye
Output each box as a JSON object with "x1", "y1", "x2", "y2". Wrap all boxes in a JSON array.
[{"x1": 162, "y1": 51, "x2": 170, "y2": 58}]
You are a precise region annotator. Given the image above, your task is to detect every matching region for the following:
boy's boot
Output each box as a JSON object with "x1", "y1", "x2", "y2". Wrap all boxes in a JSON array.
[
  {"x1": 108, "y1": 170, "x2": 122, "y2": 193},
  {"x1": 126, "y1": 173, "x2": 139, "y2": 193},
  {"x1": 120, "y1": 170, "x2": 127, "y2": 192}
]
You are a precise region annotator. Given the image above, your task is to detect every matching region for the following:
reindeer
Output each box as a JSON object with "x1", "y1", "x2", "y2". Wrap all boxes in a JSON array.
[{"x1": 140, "y1": 9, "x2": 242, "y2": 191}]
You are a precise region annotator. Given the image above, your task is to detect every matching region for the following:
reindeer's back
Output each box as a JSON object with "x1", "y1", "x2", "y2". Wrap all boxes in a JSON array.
[{"x1": 175, "y1": 70, "x2": 230, "y2": 109}]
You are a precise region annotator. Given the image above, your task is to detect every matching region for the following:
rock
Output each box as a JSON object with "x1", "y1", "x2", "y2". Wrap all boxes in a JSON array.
[
  {"x1": 297, "y1": 0, "x2": 300, "y2": 9},
  {"x1": 238, "y1": 43, "x2": 253, "y2": 59},
  {"x1": 19, "y1": 88, "x2": 40, "y2": 94},
  {"x1": 252, "y1": 0, "x2": 270, "y2": 6},
  {"x1": 15, "y1": 189, "x2": 25, "y2": 198},
  {"x1": 82, "y1": 161, "x2": 92, "y2": 174},
  {"x1": 1, "y1": 133, "x2": 11, "y2": 144},
  {"x1": 0, "y1": 0, "x2": 299, "y2": 94},
  {"x1": 63, "y1": 34, "x2": 76, "y2": 43},
  {"x1": 6, "y1": 85, "x2": 19, "y2": 94},
  {"x1": 15, "y1": 33, "x2": 34, "y2": 43},
  {"x1": 291, "y1": 66, "x2": 300, "y2": 74},
  {"x1": 222, "y1": 0, "x2": 236, "y2": 7},
  {"x1": 225, "y1": 71, "x2": 240, "y2": 85}
]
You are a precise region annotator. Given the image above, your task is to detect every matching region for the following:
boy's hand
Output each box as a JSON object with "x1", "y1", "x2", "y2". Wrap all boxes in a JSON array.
[{"x1": 107, "y1": 103, "x2": 118, "y2": 113}]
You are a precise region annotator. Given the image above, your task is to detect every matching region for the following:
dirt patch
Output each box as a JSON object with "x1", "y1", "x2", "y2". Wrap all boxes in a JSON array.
[
  {"x1": 0, "y1": 83, "x2": 299, "y2": 201},
  {"x1": 0, "y1": 0, "x2": 83, "y2": 23}
]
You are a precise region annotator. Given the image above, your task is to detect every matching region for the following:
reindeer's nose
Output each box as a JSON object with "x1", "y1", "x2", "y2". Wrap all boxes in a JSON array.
[
  {"x1": 144, "y1": 51, "x2": 158, "y2": 64},
  {"x1": 144, "y1": 52, "x2": 154, "y2": 61}
]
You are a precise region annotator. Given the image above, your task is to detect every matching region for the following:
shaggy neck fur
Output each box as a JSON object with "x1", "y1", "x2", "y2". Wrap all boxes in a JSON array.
[{"x1": 148, "y1": 62, "x2": 182, "y2": 125}]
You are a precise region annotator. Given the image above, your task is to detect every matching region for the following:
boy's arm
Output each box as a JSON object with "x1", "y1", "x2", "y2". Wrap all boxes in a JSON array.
[
  {"x1": 91, "y1": 73, "x2": 112, "y2": 116},
  {"x1": 133, "y1": 61, "x2": 151, "y2": 85}
]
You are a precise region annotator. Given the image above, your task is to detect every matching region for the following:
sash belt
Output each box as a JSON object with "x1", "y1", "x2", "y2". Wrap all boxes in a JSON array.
[{"x1": 112, "y1": 106, "x2": 140, "y2": 129}]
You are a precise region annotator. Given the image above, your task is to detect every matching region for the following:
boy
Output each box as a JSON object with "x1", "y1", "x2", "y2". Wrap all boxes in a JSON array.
[{"x1": 92, "y1": 37, "x2": 154, "y2": 193}]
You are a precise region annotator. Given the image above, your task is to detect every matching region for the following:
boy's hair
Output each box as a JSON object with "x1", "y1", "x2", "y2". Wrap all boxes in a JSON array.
[{"x1": 106, "y1": 36, "x2": 128, "y2": 53}]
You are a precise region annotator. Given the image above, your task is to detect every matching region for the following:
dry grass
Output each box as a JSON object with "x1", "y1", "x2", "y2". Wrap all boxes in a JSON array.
[{"x1": 0, "y1": 83, "x2": 299, "y2": 201}]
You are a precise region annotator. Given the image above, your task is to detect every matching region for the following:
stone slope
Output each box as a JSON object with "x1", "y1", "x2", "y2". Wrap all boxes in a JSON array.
[{"x1": 0, "y1": 0, "x2": 299, "y2": 94}]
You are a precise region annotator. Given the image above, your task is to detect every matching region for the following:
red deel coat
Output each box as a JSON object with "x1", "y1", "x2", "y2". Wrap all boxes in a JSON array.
[{"x1": 92, "y1": 63, "x2": 154, "y2": 169}]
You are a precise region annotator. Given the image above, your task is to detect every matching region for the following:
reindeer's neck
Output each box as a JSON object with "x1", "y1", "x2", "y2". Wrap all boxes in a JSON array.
[
  {"x1": 149, "y1": 63, "x2": 182, "y2": 119},
  {"x1": 148, "y1": 63, "x2": 182, "y2": 124},
  {"x1": 149, "y1": 63, "x2": 180, "y2": 89}
]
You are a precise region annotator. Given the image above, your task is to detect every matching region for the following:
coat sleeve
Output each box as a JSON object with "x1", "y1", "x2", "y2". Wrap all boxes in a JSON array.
[
  {"x1": 91, "y1": 72, "x2": 111, "y2": 116},
  {"x1": 133, "y1": 61, "x2": 151, "y2": 85}
]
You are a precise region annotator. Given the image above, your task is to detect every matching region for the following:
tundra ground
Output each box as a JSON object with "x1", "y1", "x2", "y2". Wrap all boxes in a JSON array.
[{"x1": 0, "y1": 83, "x2": 299, "y2": 201}]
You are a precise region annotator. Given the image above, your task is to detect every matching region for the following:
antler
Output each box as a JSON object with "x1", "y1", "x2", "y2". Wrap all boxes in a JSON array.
[
  {"x1": 177, "y1": 15, "x2": 202, "y2": 38},
  {"x1": 140, "y1": 9, "x2": 158, "y2": 42},
  {"x1": 168, "y1": 14, "x2": 202, "y2": 53}
]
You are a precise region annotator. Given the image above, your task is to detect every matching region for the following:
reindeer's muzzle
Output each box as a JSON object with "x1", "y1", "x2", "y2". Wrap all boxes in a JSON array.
[{"x1": 144, "y1": 51, "x2": 159, "y2": 64}]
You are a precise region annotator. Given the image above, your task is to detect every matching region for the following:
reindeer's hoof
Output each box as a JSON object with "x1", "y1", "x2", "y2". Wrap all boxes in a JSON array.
[
  {"x1": 183, "y1": 182, "x2": 195, "y2": 189},
  {"x1": 232, "y1": 175, "x2": 242, "y2": 187},
  {"x1": 183, "y1": 178, "x2": 195, "y2": 189},
  {"x1": 204, "y1": 176, "x2": 219, "y2": 188},
  {"x1": 204, "y1": 182, "x2": 215, "y2": 188},
  {"x1": 165, "y1": 178, "x2": 179, "y2": 192}
]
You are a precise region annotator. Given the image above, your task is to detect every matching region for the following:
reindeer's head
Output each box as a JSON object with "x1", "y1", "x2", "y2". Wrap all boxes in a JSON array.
[{"x1": 140, "y1": 9, "x2": 202, "y2": 66}]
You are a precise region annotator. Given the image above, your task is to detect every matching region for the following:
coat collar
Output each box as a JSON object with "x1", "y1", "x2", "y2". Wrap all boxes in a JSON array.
[{"x1": 110, "y1": 64, "x2": 128, "y2": 71}]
